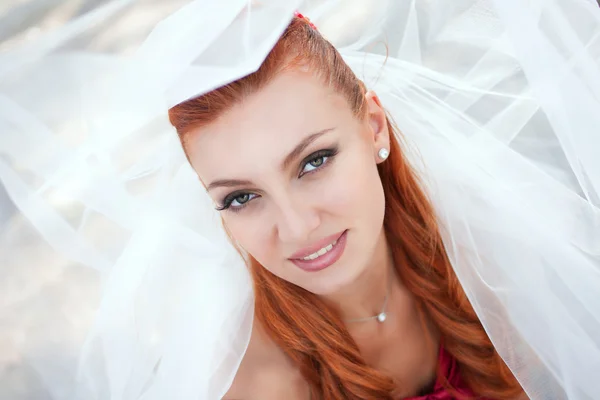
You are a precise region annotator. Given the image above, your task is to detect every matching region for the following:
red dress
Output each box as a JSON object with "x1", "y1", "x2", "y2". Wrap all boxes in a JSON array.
[{"x1": 403, "y1": 347, "x2": 478, "y2": 400}]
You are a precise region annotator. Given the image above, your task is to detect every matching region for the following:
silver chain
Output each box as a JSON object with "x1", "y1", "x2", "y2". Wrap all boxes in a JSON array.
[{"x1": 345, "y1": 272, "x2": 392, "y2": 324}]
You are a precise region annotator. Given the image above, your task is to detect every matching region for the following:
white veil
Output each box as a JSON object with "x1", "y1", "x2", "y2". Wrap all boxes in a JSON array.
[{"x1": 1, "y1": 0, "x2": 599, "y2": 399}]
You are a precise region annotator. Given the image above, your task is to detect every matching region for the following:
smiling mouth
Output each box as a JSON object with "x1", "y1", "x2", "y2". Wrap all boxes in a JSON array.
[
  {"x1": 297, "y1": 238, "x2": 339, "y2": 261},
  {"x1": 289, "y1": 230, "x2": 348, "y2": 273}
]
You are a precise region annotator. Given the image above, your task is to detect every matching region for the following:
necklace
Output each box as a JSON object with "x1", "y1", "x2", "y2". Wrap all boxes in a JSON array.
[{"x1": 345, "y1": 273, "x2": 392, "y2": 324}]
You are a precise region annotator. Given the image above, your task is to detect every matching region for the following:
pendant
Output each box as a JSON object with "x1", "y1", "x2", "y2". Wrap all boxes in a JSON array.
[{"x1": 377, "y1": 312, "x2": 387, "y2": 323}]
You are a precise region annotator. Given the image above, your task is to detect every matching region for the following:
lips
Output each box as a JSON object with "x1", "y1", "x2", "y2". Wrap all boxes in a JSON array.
[
  {"x1": 289, "y1": 230, "x2": 345, "y2": 260},
  {"x1": 288, "y1": 230, "x2": 348, "y2": 273}
]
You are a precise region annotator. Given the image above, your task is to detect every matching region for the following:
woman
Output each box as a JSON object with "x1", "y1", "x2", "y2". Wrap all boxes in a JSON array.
[
  {"x1": 168, "y1": 15, "x2": 521, "y2": 399},
  {"x1": 0, "y1": 1, "x2": 599, "y2": 400}
]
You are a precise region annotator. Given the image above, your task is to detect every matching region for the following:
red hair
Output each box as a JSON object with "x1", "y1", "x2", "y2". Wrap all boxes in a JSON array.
[{"x1": 169, "y1": 16, "x2": 523, "y2": 400}]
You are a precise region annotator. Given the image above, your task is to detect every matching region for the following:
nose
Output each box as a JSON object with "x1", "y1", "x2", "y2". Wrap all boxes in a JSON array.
[{"x1": 274, "y1": 196, "x2": 320, "y2": 244}]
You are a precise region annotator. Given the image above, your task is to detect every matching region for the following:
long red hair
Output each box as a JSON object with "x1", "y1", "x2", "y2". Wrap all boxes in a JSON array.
[{"x1": 169, "y1": 16, "x2": 523, "y2": 400}]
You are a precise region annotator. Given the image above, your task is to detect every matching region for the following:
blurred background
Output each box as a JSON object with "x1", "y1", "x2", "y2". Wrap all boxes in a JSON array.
[{"x1": 1, "y1": 2, "x2": 191, "y2": 398}]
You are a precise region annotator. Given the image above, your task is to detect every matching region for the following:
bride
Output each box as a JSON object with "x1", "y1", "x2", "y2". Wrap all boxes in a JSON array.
[
  {"x1": 0, "y1": 1, "x2": 599, "y2": 399},
  {"x1": 169, "y1": 14, "x2": 521, "y2": 399}
]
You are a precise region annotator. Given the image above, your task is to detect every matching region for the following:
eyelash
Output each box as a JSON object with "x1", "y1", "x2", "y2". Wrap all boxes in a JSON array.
[{"x1": 216, "y1": 147, "x2": 339, "y2": 213}]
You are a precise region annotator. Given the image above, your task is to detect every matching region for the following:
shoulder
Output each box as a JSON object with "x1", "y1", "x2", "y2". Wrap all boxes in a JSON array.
[{"x1": 222, "y1": 320, "x2": 308, "y2": 400}]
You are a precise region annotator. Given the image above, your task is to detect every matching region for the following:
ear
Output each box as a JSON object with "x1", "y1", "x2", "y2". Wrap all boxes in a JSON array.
[{"x1": 365, "y1": 91, "x2": 390, "y2": 164}]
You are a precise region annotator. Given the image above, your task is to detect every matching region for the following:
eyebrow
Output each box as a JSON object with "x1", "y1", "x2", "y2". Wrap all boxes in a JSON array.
[
  {"x1": 206, "y1": 127, "x2": 335, "y2": 192},
  {"x1": 281, "y1": 127, "x2": 335, "y2": 171}
]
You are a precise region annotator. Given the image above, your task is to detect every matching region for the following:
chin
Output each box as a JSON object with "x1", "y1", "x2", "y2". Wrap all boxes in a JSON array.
[
  {"x1": 303, "y1": 251, "x2": 368, "y2": 296},
  {"x1": 284, "y1": 229, "x2": 376, "y2": 295}
]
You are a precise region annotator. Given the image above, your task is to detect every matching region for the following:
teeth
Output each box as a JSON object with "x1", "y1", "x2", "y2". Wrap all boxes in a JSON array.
[{"x1": 301, "y1": 241, "x2": 336, "y2": 261}]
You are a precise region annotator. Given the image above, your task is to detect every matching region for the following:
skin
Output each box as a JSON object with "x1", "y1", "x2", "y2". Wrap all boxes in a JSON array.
[{"x1": 187, "y1": 70, "x2": 438, "y2": 399}]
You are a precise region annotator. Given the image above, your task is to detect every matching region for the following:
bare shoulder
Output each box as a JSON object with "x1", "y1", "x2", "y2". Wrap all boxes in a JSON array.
[{"x1": 222, "y1": 320, "x2": 310, "y2": 400}]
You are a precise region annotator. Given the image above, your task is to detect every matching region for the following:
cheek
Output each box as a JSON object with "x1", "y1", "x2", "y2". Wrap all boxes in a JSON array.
[
  {"x1": 320, "y1": 147, "x2": 384, "y2": 222},
  {"x1": 222, "y1": 216, "x2": 272, "y2": 267}
]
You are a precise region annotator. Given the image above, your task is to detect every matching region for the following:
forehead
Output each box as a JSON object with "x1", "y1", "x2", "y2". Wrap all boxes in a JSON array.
[{"x1": 187, "y1": 71, "x2": 354, "y2": 183}]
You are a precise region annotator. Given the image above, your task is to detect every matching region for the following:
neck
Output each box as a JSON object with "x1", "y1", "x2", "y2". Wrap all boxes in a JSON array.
[{"x1": 321, "y1": 229, "x2": 394, "y2": 321}]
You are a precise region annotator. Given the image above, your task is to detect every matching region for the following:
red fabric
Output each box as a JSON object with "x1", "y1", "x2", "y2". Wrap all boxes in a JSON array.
[
  {"x1": 293, "y1": 11, "x2": 318, "y2": 30},
  {"x1": 402, "y1": 347, "x2": 477, "y2": 400}
]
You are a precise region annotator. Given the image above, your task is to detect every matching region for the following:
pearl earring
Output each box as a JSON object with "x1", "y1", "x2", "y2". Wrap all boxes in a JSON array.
[{"x1": 378, "y1": 148, "x2": 389, "y2": 160}]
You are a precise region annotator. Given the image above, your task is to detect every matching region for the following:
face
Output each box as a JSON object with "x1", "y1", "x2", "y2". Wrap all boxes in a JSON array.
[{"x1": 187, "y1": 70, "x2": 390, "y2": 295}]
